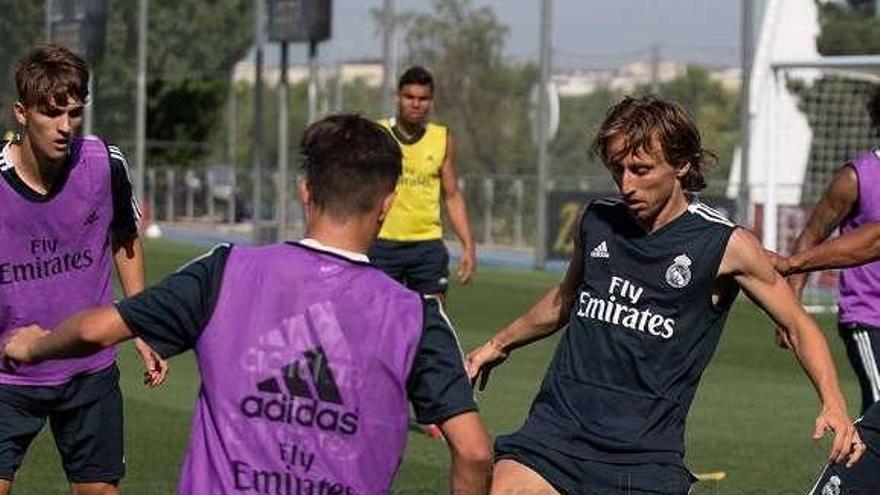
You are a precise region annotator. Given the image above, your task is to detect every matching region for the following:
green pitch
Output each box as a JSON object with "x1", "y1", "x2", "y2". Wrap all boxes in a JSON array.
[{"x1": 11, "y1": 239, "x2": 856, "y2": 493}]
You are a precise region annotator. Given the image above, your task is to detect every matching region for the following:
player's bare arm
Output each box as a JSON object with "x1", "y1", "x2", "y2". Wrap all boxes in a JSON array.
[
  {"x1": 440, "y1": 134, "x2": 477, "y2": 285},
  {"x1": 780, "y1": 222, "x2": 880, "y2": 275},
  {"x1": 466, "y1": 224, "x2": 584, "y2": 388},
  {"x1": 437, "y1": 411, "x2": 493, "y2": 494},
  {"x1": 4, "y1": 306, "x2": 134, "y2": 364},
  {"x1": 112, "y1": 233, "x2": 168, "y2": 387},
  {"x1": 787, "y1": 165, "x2": 858, "y2": 296},
  {"x1": 718, "y1": 228, "x2": 864, "y2": 467}
]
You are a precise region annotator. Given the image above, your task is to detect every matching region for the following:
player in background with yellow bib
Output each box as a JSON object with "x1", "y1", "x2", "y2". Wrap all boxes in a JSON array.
[{"x1": 371, "y1": 66, "x2": 476, "y2": 300}]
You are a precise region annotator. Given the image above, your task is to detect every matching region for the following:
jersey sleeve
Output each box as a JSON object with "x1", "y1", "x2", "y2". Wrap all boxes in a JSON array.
[
  {"x1": 107, "y1": 144, "x2": 141, "y2": 236},
  {"x1": 406, "y1": 296, "x2": 478, "y2": 424},
  {"x1": 114, "y1": 244, "x2": 231, "y2": 358}
]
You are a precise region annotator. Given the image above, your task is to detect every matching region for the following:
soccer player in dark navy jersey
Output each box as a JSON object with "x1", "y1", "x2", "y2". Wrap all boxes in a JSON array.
[
  {"x1": 3, "y1": 114, "x2": 492, "y2": 494},
  {"x1": 466, "y1": 96, "x2": 862, "y2": 494},
  {"x1": 0, "y1": 45, "x2": 166, "y2": 495}
]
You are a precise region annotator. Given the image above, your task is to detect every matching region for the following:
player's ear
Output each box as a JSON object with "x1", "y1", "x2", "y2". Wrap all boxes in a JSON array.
[
  {"x1": 298, "y1": 177, "x2": 310, "y2": 206},
  {"x1": 12, "y1": 102, "x2": 27, "y2": 127},
  {"x1": 378, "y1": 190, "x2": 397, "y2": 223},
  {"x1": 676, "y1": 162, "x2": 691, "y2": 178}
]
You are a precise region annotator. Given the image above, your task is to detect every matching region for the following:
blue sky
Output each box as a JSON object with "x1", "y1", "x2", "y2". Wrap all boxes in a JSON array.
[{"x1": 271, "y1": 0, "x2": 744, "y2": 69}]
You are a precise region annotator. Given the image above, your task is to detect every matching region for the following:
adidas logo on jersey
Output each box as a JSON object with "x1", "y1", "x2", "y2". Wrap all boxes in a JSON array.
[
  {"x1": 239, "y1": 346, "x2": 359, "y2": 435},
  {"x1": 590, "y1": 241, "x2": 610, "y2": 258}
]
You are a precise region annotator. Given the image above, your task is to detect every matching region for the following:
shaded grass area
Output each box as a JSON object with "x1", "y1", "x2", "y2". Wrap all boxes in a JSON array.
[{"x1": 12, "y1": 239, "x2": 857, "y2": 494}]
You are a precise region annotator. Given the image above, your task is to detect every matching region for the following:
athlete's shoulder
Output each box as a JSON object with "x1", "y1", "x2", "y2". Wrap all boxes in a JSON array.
[
  {"x1": 685, "y1": 200, "x2": 735, "y2": 228},
  {"x1": 586, "y1": 196, "x2": 626, "y2": 219},
  {"x1": 376, "y1": 117, "x2": 394, "y2": 129}
]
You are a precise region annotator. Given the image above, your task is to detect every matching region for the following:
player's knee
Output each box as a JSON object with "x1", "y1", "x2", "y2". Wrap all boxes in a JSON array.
[
  {"x1": 71, "y1": 482, "x2": 118, "y2": 495},
  {"x1": 457, "y1": 439, "x2": 494, "y2": 470}
]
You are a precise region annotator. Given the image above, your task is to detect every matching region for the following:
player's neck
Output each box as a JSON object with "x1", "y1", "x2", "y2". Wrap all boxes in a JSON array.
[
  {"x1": 395, "y1": 118, "x2": 425, "y2": 140},
  {"x1": 8, "y1": 138, "x2": 64, "y2": 194},
  {"x1": 637, "y1": 192, "x2": 689, "y2": 234},
  {"x1": 305, "y1": 217, "x2": 375, "y2": 256}
]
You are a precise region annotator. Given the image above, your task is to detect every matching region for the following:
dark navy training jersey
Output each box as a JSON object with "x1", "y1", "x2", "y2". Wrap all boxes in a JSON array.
[{"x1": 517, "y1": 197, "x2": 738, "y2": 466}]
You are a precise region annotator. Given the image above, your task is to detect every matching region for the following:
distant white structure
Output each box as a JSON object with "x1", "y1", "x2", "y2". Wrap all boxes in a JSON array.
[{"x1": 232, "y1": 60, "x2": 383, "y2": 87}]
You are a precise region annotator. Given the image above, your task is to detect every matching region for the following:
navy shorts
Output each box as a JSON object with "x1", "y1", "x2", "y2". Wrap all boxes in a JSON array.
[
  {"x1": 495, "y1": 433, "x2": 694, "y2": 495},
  {"x1": 0, "y1": 364, "x2": 124, "y2": 484},
  {"x1": 808, "y1": 425, "x2": 880, "y2": 495},
  {"x1": 838, "y1": 323, "x2": 880, "y2": 414},
  {"x1": 369, "y1": 239, "x2": 450, "y2": 295}
]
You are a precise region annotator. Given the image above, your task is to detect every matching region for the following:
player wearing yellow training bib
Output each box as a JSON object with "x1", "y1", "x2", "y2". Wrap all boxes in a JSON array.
[{"x1": 370, "y1": 66, "x2": 476, "y2": 298}]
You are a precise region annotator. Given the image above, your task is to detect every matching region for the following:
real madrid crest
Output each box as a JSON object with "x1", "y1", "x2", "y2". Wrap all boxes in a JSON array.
[
  {"x1": 821, "y1": 474, "x2": 841, "y2": 495},
  {"x1": 665, "y1": 254, "x2": 692, "y2": 289}
]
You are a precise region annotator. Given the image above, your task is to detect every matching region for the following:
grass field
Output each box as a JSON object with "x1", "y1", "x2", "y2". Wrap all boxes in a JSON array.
[{"x1": 11, "y1": 239, "x2": 858, "y2": 494}]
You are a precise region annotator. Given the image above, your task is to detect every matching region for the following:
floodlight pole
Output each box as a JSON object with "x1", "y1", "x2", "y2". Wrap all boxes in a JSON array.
[
  {"x1": 535, "y1": 0, "x2": 552, "y2": 270},
  {"x1": 135, "y1": 0, "x2": 148, "y2": 211},
  {"x1": 45, "y1": 0, "x2": 53, "y2": 42},
  {"x1": 252, "y1": 0, "x2": 266, "y2": 242},
  {"x1": 308, "y1": 41, "x2": 318, "y2": 123},
  {"x1": 737, "y1": 0, "x2": 753, "y2": 226},
  {"x1": 381, "y1": 0, "x2": 396, "y2": 116},
  {"x1": 277, "y1": 42, "x2": 289, "y2": 240}
]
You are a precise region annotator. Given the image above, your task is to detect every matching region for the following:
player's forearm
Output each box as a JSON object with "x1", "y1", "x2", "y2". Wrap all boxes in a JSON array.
[
  {"x1": 113, "y1": 234, "x2": 146, "y2": 296},
  {"x1": 30, "y1": 307, "x2": 132, "y2": 361},
  {"x1": 789, "y1": 223, "x2": 880, "y2": 273},
  {"x1": 787, "y1": 319, "x2": 849, "y2": 412},
  {"x1": 491, "y1": 286, "x2": 562, "y2": 351},
  {"x1": 445, "y1": 194, "x2": 475, "y2": 252}
]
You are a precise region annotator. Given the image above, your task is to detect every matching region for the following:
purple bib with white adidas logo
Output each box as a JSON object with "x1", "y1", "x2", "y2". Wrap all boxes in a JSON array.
[
  {"x1": 0, "y1": 137, "x2": 116, "y2": 385},
  {"x1": 838, "y1": 151, "x2": 880, "y2": 328},
  {"x1": 178, "y1": 243, "x2": 423, "y2": 495}
]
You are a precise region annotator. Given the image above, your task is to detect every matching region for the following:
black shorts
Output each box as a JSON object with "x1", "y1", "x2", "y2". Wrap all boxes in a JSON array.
[
  {"x1": 0, "y1": 364, "x2": 124, "y2": 484},
  {"x1": 838, "y1": 323, "x2": 880, "y2": 414},
  {"x1": 495, "y1": 433, "x2": 694, "y2": 495},
  {"x1": 808, "y1": 425, "x2": 880, "y2": 495},
  {"x1": 369, "y1": 239, "x2": 450, "y2": 295}
]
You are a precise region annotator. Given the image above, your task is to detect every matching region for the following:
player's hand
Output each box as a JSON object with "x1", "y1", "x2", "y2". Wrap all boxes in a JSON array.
[
  {"x1": 814, "y1": 405, "x2": 863, "y2": 467},
  {"x1": 457, "y1": 247, "x2": 476, "y2": 285},
  {"x1": 465, "y1": 339, "x2": 507, "y2": 391},
  {"x1": 3, "y1": 325, "x2": 49, "y2": 364},
  {"x1": 764, "y1": 249, "x2": 792, "y2": 275},
  {"x1": 134, "y1": 338, "x2": 169, "y2": 388}
]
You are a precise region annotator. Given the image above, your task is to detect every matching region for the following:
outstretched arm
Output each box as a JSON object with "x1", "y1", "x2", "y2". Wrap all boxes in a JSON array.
[
  {"x1": 786, "y1": 165, "x2": 858, "y2": 296},
  {"x1": 5, "y1": 307, "x2": 133, "y2": 363},
  {"x1": 440, "y1": 134, "x2": 477, "y2": 285},
  {"x1": 782, "y1": 221, "x2": 880, "y2": 274},
  {"x1": 720, "y1": 228, "x2": 864, "y2": 467},
  {"x1": 465, "y1": 210, "x2": 585, "y2": 388}
]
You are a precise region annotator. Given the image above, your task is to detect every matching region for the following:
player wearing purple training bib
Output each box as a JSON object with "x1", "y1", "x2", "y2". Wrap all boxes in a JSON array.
[
  {"x1": 0, "y1": 45, "x2": 167, "y2": 495},
  {"x1": 3, "y1": 114, "x2": 493, "y2": 494},
  {"x1": 785, "y1": 88, "x2": 880, "y2": 415}
]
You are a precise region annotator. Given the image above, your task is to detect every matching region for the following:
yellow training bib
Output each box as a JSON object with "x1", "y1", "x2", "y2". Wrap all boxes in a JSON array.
[{"x1": 378, "y1": 118, "x2": 447, "y2": 241}]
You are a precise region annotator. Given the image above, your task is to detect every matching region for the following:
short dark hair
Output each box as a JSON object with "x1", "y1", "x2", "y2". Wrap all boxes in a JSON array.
[
  {"x1": 868, "y1": 85, "x2": 880, "y2": 131},
  {"x1": 592, "y1": 96, "x2": 715, "y2": 192},
  {"x1": 15, "y1": 44, "x2": 89, "y2": 110},
  {"x1": 300, "y1": 114, "x2": 402, "y2": 219},
  {"x1": 398, "y1": 66, "x2": 434, "y2": 93}
]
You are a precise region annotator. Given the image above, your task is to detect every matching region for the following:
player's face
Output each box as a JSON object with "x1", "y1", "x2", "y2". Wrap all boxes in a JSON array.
[
  {"x1": 396, "y1": 84, "x2": 433, "y2": 126},
  {"x1": 14, "y1": 96, "x2": 84, "y2": 162},
  {"x1": 606, "y1": 135, "x2": 685, "y2": 224}
]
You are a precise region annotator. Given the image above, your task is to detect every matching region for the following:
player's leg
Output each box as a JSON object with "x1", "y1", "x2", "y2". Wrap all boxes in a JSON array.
[
  {"x1": 491, "y1": 460, "x2": 560, "y2": 495},
  {"x1": 50, "y1": 368, "x2": 124, "y2": 495},
  {"x1": 407, "y1": 239, "x2": 450, "y2": 298},
  {"x1": 368, "y1": 239, "x2": 408, "y2": 283},
  {"x1": 839, "y1": 323, "x2": 880, "y2": 414},
  {"x1": 0, "y1": 387, "x2": 48, "y2": 495}
]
